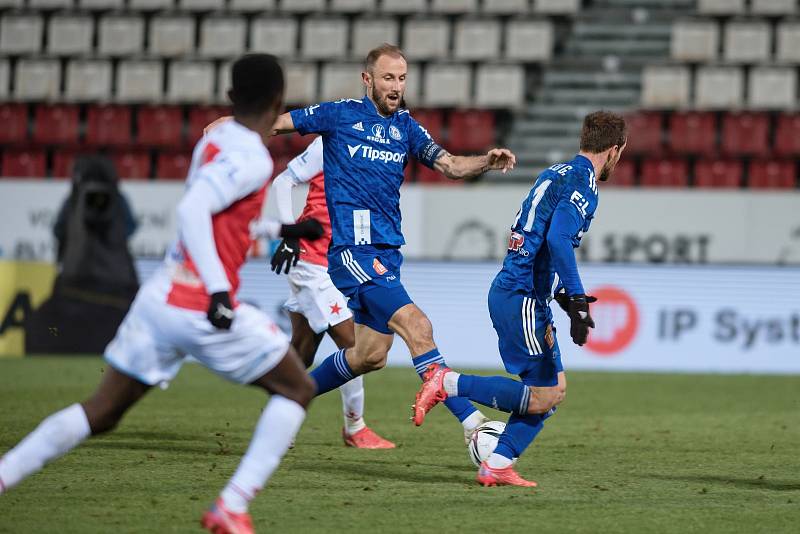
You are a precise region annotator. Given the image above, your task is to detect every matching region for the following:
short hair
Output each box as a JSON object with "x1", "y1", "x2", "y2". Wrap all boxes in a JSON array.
[
  {"x1": 364, "y1": 44, "x2": 406, "y2": 73},
  {"x1": 579, "y1": 111, "x2": 627, "y2": 153},
  {"x1": 229, "y1": 54, "x2": 284, "y2": 117}
]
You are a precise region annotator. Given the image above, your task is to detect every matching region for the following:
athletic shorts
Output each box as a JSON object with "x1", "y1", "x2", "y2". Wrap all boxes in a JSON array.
[
  {"x1": 104, "y1": 280, "x2": 290, "y2": 387},
  {"x1": 284, "y1": 260, "x2": 352, "y2": 334},
  {"x1": 327, "y1": 245, "x2": 413, "y2": 335},
  {"x1": 487, "y1": 284, "x2": 563, "y2": 387}
]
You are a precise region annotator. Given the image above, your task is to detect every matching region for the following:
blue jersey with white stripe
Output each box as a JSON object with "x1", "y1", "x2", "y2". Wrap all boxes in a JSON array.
[
  {"x1": 491, "y1": 154, "x2": 598, "y2": 305},
  {"x1": 290, "y1": 97, "x2": 443, "y2": 248}
]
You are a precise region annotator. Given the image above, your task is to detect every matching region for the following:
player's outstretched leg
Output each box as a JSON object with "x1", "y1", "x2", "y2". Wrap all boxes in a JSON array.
[{"x1": 0, "y1": 366, "x2": 150, "y2": 493}]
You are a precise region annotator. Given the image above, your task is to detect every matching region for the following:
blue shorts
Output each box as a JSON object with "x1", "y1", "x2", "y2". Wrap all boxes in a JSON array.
[
  {"x1": 328, "y1": 245, "x2": 413, "y2": 335},
  {"x1": 487, "y1": 285, "x2": 562, "y2": 387}
]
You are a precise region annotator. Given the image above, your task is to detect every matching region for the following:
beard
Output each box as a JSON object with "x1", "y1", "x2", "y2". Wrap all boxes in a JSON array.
[
  {"x1": 373, "y1": 89, "x2": 402, "y2": 116},
  {"x1": 599, "y1": 154, "x2": 618, "y2": 182}
]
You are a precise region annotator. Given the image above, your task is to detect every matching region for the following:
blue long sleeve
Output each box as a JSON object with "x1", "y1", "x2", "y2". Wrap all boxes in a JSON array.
[{"x1": 546, "y1": 201, "x2": 585, "y2": 296}]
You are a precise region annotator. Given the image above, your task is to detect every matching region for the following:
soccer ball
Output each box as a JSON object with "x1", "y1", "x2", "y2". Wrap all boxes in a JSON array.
[{"x1": 467, "y1": 420, "x2": 506, "y2": 467}]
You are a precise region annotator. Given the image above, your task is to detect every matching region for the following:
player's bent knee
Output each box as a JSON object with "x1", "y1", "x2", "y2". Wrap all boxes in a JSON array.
[
  {"x1": 526, "y1": 386, "x2": 561, "y2": 415},
  {"x1": 361, "y1": 350, "x2": 387, "y2": 372}
]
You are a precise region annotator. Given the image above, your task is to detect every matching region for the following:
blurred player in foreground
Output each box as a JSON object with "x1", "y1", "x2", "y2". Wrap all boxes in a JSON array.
[
  {"x1": 413, "y1": 111, "x2": 627, "y2": 487},
  {"x1": 270, "y1": 44, "x2": 516, "y2": 443},
  {"x1": 0, "y1": 54, "x2": 324, "y2": 534}
]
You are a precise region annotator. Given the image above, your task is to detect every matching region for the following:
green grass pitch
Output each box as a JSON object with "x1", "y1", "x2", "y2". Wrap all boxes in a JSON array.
[{"x1": 1, "y1": 357, "x2": 799, "y2": 533}]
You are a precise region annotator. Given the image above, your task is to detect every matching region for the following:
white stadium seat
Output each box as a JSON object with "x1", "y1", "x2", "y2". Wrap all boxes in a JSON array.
[
  {"x1": 381, "y1": 0, "x2": 427, "y2": 13},
  {"x1": 534, "y1": 0, "x2": 580, "y2": 14},
  {"x1": 352, "y1": 19, "x2": 400, "y2": 58},
  {"x1": 0, "y1": 59, "x2": 9, "y2": 100},
  {"x1": 454, "y1": 19, "x2": 501, "y2": 60},
  {"x1": 483, "y1": 0, "x2": 528, "y2": 14},
  {"x1": 65, "y1": 60, "x2": 112, "y2": 102},
  {"x1": 670, "y1": 20, "x2": 719, "y2": 62},
  {"x1": 695, "y1": 65, "x2": 744, "y2": 109},
  {"x1": 403, "y1": 19, "x2": 450, "y2": 60},
  {"x1": 178, "y1": 0, "x2": 226, "y2": 11},
  {"x1": 279, "y1": 0, "x2": 325, "y2": 12},
  {"x1": 0, "y1": 15, "x2": 43, "y2": 55},
  {"x1": 403, "y1": 63, "x2": 421, "y2": 106},
  {"x1": 129, "y1": 0, "x2": 175, "y2": 9},
  {"x1": 431, "y1": 0, "x2": 477, "y2": 13},
  {"x1": 98, "y1": 16, "x2": 145, "y2": 56},
  {"x1": 301, "y1": 18, "x2": 348, "y2": 59},
  {"x1": 423, "y1": 63, "x2": 471, "y2": 107},
  {"x1": 168, "y1": 61, "x2": 215, "y2": 103},
  {"x1": 641, "y1": 65, "x2": 691, "y2": 108},
  {"x1": 505, "y1": 20, "x2": 553, "y2": 62},
  {"x1": 199, "y1": 17, "x2": 247, "y2": 58},
  {"x1": 30, "y1": 0, "x2": 73, "y2": 8},
  {"x1": 698, "y1": 0, "x2": 745, "y2": 15},
  {"x1": 284, "y1": 63, "x2": 318, "y2": 105},
  {"x1": 14, "y1": 59, "x2": 61, "y2": 101},
  {"x1": 776, "y1": 21, "x2": 800, "y2": 64},
  {"x1": 116, "y1": 60, "x2": 164, "y2": 102},
  {"x1": 330, "y1": 0, "x2": 377, "y2": 11},
  {"x1": 475, "y1": 64, "x2": 524, "y2": 109},
  {"x1": 748, "y1": 67, "x2": 797, "y2": 110},
  {"x1": 48, "y1": 15, "x2": 94, "y2": 56},
  {"x1": 217, "y1": 62, "x2": 231, "y2": 103},
  {"x1": 751, "y1": 0, "x2": 796, "y2": 15},
  {"x1": 149, "y1": 16, "x2": 196, "y2": 57},
  {"x1": 250, "y1": 17, "x2": 298, "y2": 57},
  {"x1": 320, "y1": 63, "x2": 364, "y2": 102},
  {"x1": 77, "y1": 0, "x2": 124, "y2": 9},
  {"x1": 723, "y1": 21, "x2": 771, "y2": 63},
  {"x1": 0, "y1": 0, "x2": 23, "y2": 8},
  {"x1": 230, "y1": 0, "x2": 277, "y2": 11}
]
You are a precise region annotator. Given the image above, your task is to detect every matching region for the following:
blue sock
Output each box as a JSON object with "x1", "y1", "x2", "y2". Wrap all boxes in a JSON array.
[
  {"x1": 412, "y1": 349, "x2": 478, "y2": 423},
  {"x1": 310, "y1": 349, "x2": 355, "y2": 397},
  {"x1": 493, "y1": 413, "x2": 545, "y2": 460},
  {"x1": 456, "y1": 374, "x2": 530, "y2": 415}
]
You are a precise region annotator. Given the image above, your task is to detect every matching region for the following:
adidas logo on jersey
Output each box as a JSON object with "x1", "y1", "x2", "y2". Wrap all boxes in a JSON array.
[{"x1": 352, "y1": 122, "x2": 364, "y2": 131}]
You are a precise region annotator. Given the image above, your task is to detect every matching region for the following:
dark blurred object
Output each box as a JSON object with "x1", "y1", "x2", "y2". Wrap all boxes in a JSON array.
[{"x1": 26, "y1": 156, "x2": 139, "y2": 354}]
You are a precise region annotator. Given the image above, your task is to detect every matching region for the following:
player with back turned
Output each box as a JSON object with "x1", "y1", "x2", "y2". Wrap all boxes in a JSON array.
[{"x1": 413, "y1": 112, "x2": 627, "y2": 487}]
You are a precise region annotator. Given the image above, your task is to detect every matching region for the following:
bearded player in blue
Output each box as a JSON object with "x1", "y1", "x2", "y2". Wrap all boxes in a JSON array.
[
  {"x1": 270, "y1": 44, "x2": 517, "y2": 443},
  {"x1": 413, "y1": 111, "x2": 628, "y2": 487}
]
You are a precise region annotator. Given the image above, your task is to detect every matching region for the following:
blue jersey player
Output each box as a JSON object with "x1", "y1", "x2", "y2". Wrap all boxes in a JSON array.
[
  {"x1": 271, "y1": 44, "x2": 517, "y2": 442},
  {"x1": 413, "y1": 111, "x2": 628, "y2": 487}
]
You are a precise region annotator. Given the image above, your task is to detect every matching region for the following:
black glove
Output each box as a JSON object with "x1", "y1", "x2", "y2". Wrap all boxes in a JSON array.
[
  {"x1": 280, "y1": 219, "x2": 324, "y2": 240},
  {"x1": 553, "y1": 288, "x2": 597, "y2": 313},
  {"x1": 270, "y1": 238, "x2": 300, "y2": 275},
  {"x1": 566, "y1": 294, "x2": 595, "y2": 346},
  {"x1": 207, "y1": 291, "x2": 234, "y2": 330}
]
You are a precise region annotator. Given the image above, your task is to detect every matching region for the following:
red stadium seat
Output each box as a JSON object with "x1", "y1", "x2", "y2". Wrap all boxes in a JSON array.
[
  {"x1": 694, "y1": 159, "x2": 743, "y2": 188},
  {"x1": 52, "y1": 150, "x2": 81, "y2": 179},
  {"x1": 285, "y1": 132, "x2": 315, "y2": 157},
  {"x1": 85, "y1": 105, "x2": 133, "y2": 147},
  {"x1": 112, "y1": 151, "x2": 151, "y2": 179},
  {"x1": 607, "y1": 158, "x2": 636, "y2": 187},
  {"x1": 668, "y1": 112, "x2": 716, "y2": 155},
  {"x1": 413, "y1": 109, "x2": 445, "y2": 144},
  {"x1": 748, "y1": 160, "x2": 797, "y2": 189},
  {"x1": 156, "y1": 150, "x2": 191, "y2": 180},
  {"x1": 721, "y1": 112, "x2": 769, "y2": 157},
  {"x1": 447, "y1": 110, "x2": 495, "y2": 153},
  {"x1": 271, "y1": 154, "x2": 293, "y2": 177},
  {"x1": 187, "y1": 106, "x2": 231, "y2": 146},
  {"x1": 641, "y1": 158, "x2": 689, "y2": 187},
  {"x1": 136, "y1": 106, "x2": 184, "y2": 148},
  {"x1": 33, "y1": 105, "x2": 80, "y2": 145},
  {"x1": 0, "y1": 104, "x2": 29, "y2": 145},
  {"x1": 774, "y1": 114, "x2": 800, "y2": 156},
  {"x1": 623, "y1": 112, "x2": 663, "y2": 155},
  {"x1": 415, "y1": 162, "x2": 458, "y2": 185},
  {"x1": 2, "y1": 149, "x2": 47, "y2": 178}
]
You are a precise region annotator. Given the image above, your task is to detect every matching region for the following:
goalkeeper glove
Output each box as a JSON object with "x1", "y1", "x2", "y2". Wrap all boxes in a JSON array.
[
  {"x1": 553, "y1": 288, "x2": 597, "y2": 313},
  {"x1": 207, "y1": 291, "x2": 234, "y2": 330},
  {"x1": 270, "y1": 238, "x2": 300, "y2": 275},
  {"x1": 566, "y1": 294, "x2": 595, "y2": 346}
]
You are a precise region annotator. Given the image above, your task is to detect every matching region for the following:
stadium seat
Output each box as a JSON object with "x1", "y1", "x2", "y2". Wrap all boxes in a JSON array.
[
  {"x1": 279, "y1": 0, "x2": 325, "y2": 12},
  {"x1": 698, "y1": 0, "x2": 745, "y2": 15},
  {"x1": 750, "y1": 0, "x2": 795, "y2": 15},
  {"x1": 668, "y1": 112, "x2": 717, "y2": 155},
  {"x1": 271, "y1": 154, "x2": 294, "y2": 177},
  {"x1": 404, "y1": 63, "x2": 422, "y2": 104},
  {"x1": 33, "y1": 105, "x2": 80, "y2": 145},
  {"x1": 167, "y1": 61, "x2": 215, "y2": 103},
  {"x1": 352, "y1": 19, "x2": 400, "y2": 58},
  {"x1": 623, "y1": 112, "x2": 663, "y2": 156},
  {"x1": 0, "y1": 0, "x2": 24, "y2": 6},
  {"x1": 475, "y1": 64, "x2": 524, "y2": 108},
  {"x1": 285, "y1": 132, "x2": 315, "y2": 156},
  {"x1": 320, "y1": 63, "x2": 364, "y2": 102},
  {"x1": 250, "y1": 17, "x2": 298, "y2": 57},
  {"x1": 748, "y1": 67, "x2": 797, "y2": 110},
  {"x1": 200, "y1": 17, "x2": 247, "y2": 58},
  {"x1": 136, "y1": 106, "x2": 183, "y2": 148},
  {"x1": 773, "y1": 114, "x2": 800, "y2": 156},
  {"x1": 670, "y1": 20, "x2": 719, "y2": 62},
  {"x1": 721, "y1": 112, "x2": 769, "y2": 156},
  {"x1": 230, "y1": 0, "x2": 276, "y2": 11},
  {"x1": 130, "y1": 0, "x2": 175, "y2": 9},
  {"x1": 695, "y1": 66, "x2": 744, "y2": 110},
  {"x1": 85, "y1": 105, "x2": 133, "y2": 147},
  {"x1": 284, "y1": 63, "x2": 318, "y2": 105},
  {"x1": 723, "y1": 21, "x2": 770, "y2": 63},
  {"x1": 0, "y1": 104, "x2": 29, "y2": 145},
  {"x1": 0, "y1": 59, "x2": 8, "y2": 100},
  {"x1": 2, "y1": 149, "x2": 46, "y2": 178},
  {"x1": 98, "y1": 15, "x2": 145, "y2": 57},
  {"x1": 65, "y1": 60, "x2": 113, "y2": 102},
  {"x1": 640, "y1": 158, "x2": 689, "y2": 188},
  {"x1": 747, "y1": 160, "x2": 796, "y2": 189},
  {"x1": 776, "y1": 22, "x2": 800, "y2": 64},
  {"x1": 423, "y1": 64, "x2": 471, "y2": 107},
  {"x1": 608, "y1": 159, "x2": 636, "y2": 187},
  {"x1": 112, "y1": 151, "x2": 151, "y2": 179},
  {"x1": 187, "y1": 105, "x2": 230, "y2": 145},
  {"x1": 381, "y1": 0, "x2": 426, "y2": 13},
  {"x1": 78, "y1": 0, "x2": 124, "y2": 9},
  {"x1": 30, "y1": 0, "x2": 73, "y2": 8},
  {"x1": 52, "y1": 150, "x2": 81, "y2": 179},
  {"x1": 0, "y1": 15, "x2": 43, "y2": 55},
  {"x1": 431, "y1": 0, "x2": 477, "y2": 14},
  {"x1": 694, "y1": 159, "x2": 743, "y2": 188},
  {"x1": 149, "y1": 16, "x2": 196, "y2": 57},
  {"x1": 403, "y1": 19, "x2": 450, "y2": 60},
  {"x1": 505, "y1": 20, "x2": 553, "y2": 62},
  {"x1": 47, "y1": 15, "x2": 93, "y2": 56},
  {"x1": 156, "y1": 151, "x2": 192, "y2": 180},
  {"x1": 412, "y1": 109, "x2": 445, "y2": 143},
  {"x1": 301, "y1": 18, "x2": 348, "y2": 59},
  {"x1": 447, "y1": 110, "x2": 495, "y2": 153},
  {"x1": 416, "y1": 161, "x2": 453, "y2": 184},
  {"x1": 454, "y1": 19, "x2": 501, "y2": 60},
  {"x1": 14, "y1": 59, "x2": 61, "y2": 101},
  {"x1": 534, "y1": 0, "x2": 580, "y2": 14},
  {"x1": 217, "y1": 62, "x2": 231, "y2": 103},
  {"x1": 116, "y1": 60, "x2": 164, "y2": 103},
  {"x1": 330, "y1": 0, "x2": 376, "y2": 11},
  {"x1": 178, "y1": 0, "x2": 225, "y2": 10},
  {"x1": 483, "y1": 0, "x2": 529, "y2": 14},
  {"x1": 641, "y1": 65, "x2": 691, "y2": 108}
]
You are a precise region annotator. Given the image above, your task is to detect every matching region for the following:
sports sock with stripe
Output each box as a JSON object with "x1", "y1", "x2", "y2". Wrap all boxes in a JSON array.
[
  {"x1": 491, "y1": 412, "x2": 545, "y2": 464},
  {"x1": 450, "y1": 373, "x2": 530, "y2": 415},
  {"x1": 309, "y1": 349, "x2": 355, "y2": 397},
  {"x1": 412, "y1": 349, "x2": 479, "y2": 424}
]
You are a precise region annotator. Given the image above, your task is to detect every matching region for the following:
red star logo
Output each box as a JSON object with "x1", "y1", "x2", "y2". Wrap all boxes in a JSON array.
[{"x1": 330, "y1": 303, "x2": 342, "y2": 315}]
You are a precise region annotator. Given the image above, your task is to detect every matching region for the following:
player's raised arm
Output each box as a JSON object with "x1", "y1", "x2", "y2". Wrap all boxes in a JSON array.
[{"x1": 433, "y1": 148, "x2": 517, "y2": 180}]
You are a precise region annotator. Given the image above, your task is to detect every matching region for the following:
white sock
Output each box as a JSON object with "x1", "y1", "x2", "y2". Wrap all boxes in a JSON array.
[
  {"x1": 487, "y1": 453, "x2": 514, "y2": 469},
  {"x1": 0, "y1": 403, "x2": 91, "y2": 492},
  {"x1": 443, "y1": 371, "x2": 460, "y2": 397},
  {"x1": 220, "y1": 396, "x2": 305, "y2": 513},
  {"x1": 340, "y1": 375, "x2": 366, "y2": 435},
  {"x1": 461, "y1": 410, "x2": 487, "y2": 433}
]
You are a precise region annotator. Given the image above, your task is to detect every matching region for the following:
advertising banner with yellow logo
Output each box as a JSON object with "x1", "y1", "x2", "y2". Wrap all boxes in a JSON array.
[{"x1": 0, "y1": 260, "x2": 56, "y2": 357}]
